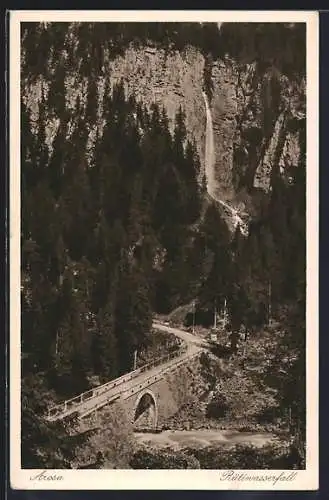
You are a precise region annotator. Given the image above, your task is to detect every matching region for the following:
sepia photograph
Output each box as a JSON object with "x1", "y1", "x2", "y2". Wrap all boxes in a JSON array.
[{"x1": 10, "y1": 10, "x2": 318, "y2": 490}]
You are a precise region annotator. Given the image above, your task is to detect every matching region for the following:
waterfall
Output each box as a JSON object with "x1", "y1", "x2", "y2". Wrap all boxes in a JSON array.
[
  {"x1": 202, "y1": 91, "x2": 249, "y2": 236},
  {"x1": 202, "y1": 91, "x2": 216, "y2": 199}
]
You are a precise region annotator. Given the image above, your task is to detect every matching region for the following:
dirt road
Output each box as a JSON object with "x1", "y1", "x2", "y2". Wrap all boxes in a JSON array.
[{"x1": 152, "y1": 321, "x2": 208, "y2": 347}]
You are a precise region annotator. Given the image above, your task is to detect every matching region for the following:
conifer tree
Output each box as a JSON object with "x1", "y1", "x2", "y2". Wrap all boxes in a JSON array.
[
  {"x1": 93, "y1": 298, "x2": 118, "y2": 381},
  {"x1": 173, "y1": 106, "x2": 187, "y2": 167}
]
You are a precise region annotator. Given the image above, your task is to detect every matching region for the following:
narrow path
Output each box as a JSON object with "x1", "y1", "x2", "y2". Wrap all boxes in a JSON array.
[{"x1": 152, "y1": 321, "x2": 207, "y2": 347}]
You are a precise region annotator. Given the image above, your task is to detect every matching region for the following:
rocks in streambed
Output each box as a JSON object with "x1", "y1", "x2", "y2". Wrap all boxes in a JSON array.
[{"x1": 131, "y1": 430, "x2": 295, "y2": 469}]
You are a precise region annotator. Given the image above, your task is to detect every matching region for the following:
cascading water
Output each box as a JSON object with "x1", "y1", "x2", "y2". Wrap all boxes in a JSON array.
[
  {"x1": 202, "y1": 91, "x2": 249, "y2": 236},
  {"x1": 202, "y1": 91, "x2": 216, "y2": 199}
]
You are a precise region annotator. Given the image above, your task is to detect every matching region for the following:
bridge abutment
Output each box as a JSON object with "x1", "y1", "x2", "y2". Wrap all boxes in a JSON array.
[{"x1": 122, "y1": 352, "x2": 204, "y2": 429}]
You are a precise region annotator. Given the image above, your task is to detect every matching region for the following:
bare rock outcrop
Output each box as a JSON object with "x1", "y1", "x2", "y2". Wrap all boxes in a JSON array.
[{"x1": 22, "y1": 40, "x2": 306, "y2": 218}]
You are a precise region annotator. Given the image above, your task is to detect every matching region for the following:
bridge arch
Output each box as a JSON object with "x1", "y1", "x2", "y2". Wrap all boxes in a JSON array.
[{"x1": 133, "y1": 389, "x2": 158, "y2": 430}]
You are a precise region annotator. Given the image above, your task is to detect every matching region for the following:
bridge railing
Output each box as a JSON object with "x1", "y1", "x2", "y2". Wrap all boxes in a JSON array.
[
  {"x1": 79, "y1": 349, "x2": 201, "y2": 419},
  {"x1": 46, "y1": 345, "x2": 188, "y2": 419}
]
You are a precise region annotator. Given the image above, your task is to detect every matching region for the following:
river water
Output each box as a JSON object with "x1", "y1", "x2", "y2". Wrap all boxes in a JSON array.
[{"x1": 134, "y1": 429, "x2": 277, "y2": 450}]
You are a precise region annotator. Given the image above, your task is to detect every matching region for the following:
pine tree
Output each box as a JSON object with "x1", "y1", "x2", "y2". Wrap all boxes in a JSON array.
[
  {"x1": 85, "y1": 78, "x2": 98, "y2": 126},
  {"x1": 93, "y1": 299, "x2": 118, "y2": 381},
  {"x1": 61, "y1": 158, "x2": 93, "y2": 261},
  {"x1": 21, "y1": 373, "x2": 86, "y2": 468},
  {"x1": 48, "y1": 121, "x2": 67, "y2": 199},
  {"x1": 115, "y1": 260, "x2": 152, "y2": 373},
  {"x1": 182, "y1": 139, "x2": 201, "y2": 223},
  {"x1": 21, "y1": 102, "x2": 38, "y2": 191},
  {"x1": 36, "y1": 95, "x2": 48, "y2": 178},
  {"x1": 173, "y1": 106, "x2": 187, "y2": 166},
  {"x1": 48, "y1": 63, "x2": 67, "y2": 119}
]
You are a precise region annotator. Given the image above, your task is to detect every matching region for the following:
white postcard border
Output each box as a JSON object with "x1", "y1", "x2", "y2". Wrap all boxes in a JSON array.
[{"x1": 10, "y1": 10, "x2": 319, "y2": 490}]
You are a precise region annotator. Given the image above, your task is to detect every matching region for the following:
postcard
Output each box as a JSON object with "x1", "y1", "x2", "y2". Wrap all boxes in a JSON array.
[{"x1": 9, "y1": 9, "x2": 319, "y2": 490}]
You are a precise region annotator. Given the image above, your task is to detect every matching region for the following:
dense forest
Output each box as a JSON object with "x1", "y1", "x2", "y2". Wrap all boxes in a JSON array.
[{"x1": 21, "y1": 22, "x2": 306, "y2": 469}]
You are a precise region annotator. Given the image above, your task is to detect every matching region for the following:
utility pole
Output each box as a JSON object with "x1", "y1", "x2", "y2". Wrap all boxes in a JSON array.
[
  {"x1": 133, "y1": 350, "x2": 137, "y2": 371},
  {"x1": 54, "y1": 331, "x2": 60, "y2": 368},
  {"x1": 192, "y1": 301, "x2": 196, "y2": 334},
  {"x1": 214, "y1": 301, "x2": 217, "y2": 329},
  {"x1": 268, "y1": 280, "x2": 272, "y2": 326},
  {"x1": 223, "y1": 298, "x2": 227, "y2": 328}
]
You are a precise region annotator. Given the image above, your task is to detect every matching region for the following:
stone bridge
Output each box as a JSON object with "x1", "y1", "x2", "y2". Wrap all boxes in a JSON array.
[{"x1": 46, "y1": 322, "x2": 207, "y2": 429}]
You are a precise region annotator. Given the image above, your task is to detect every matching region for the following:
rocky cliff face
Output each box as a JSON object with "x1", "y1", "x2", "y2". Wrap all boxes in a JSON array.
[
  {"x1": 107, "y1": 45, "x2": 206, "y2": 182},
  {"x1": 106, "y1": 46, "x2": 305, "y2": 204},
  {"x1": 210, "y1": 59, "x2": 305, "y2": 202},
  {"x1": 23, "y1": 42, "x2": 305, "y2": 216}
]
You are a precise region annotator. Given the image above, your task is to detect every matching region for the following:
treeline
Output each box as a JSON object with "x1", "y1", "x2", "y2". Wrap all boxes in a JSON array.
[
  {"x1": 21, "y1": 22, "x2": 305, "y2": 85},
  {"x1": 193, "y1": 173, "x2": 305, "y2": 337},
  {"x1": 21, "y1": 21, "x2": 306, "y2": 395},
  {"x1": 229, "y1": 168, "x2": 306, "y2": 332},
  {"x1": 217, "y1": 23, "x2": 305, "y2": 77},
  {"x1": 21, "y1": 22, "x2": 306, "y2": 464},
  {"x1": 21, "y1": 75, "x2": 206, "y2": 398}
]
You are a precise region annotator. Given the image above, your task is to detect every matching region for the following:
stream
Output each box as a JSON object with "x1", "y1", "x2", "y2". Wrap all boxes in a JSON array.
[{"x1": 134, "y1": 429, "x2": 278, "y2": 450}]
